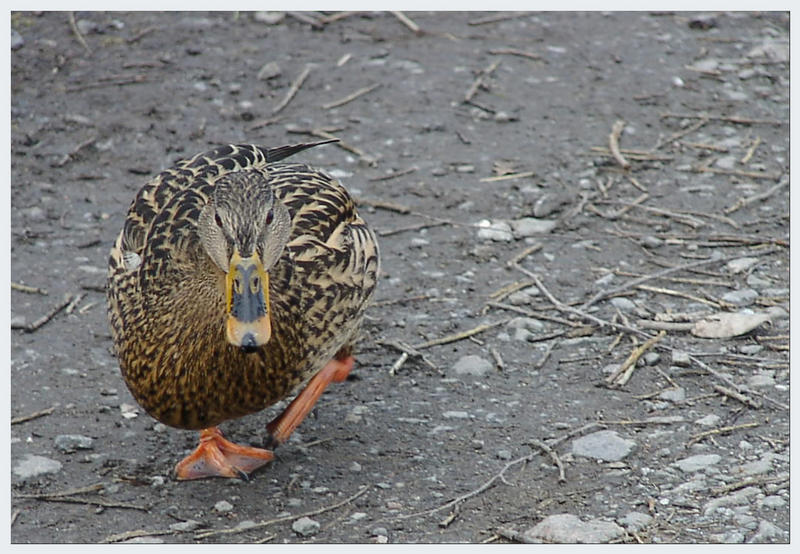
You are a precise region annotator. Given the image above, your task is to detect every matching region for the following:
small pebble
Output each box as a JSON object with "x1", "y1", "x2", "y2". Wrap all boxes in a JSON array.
[
  {"x1": 694, "y1": 414, "x2": 721, "y2": 427},
  {"x1": 496, "y1": 449, "x2": 512, "y2": 460},
  {"x1": 673, "y1": 454, "x2": 721, "y2": 472},
  {"x1": 572, "y1": 430, "x2": 636, "y2": 462},
  {"x1": 450, "y1": 355, "x2": 493, "y2": 377},
  {"x1": 671, "y1": 350, "x2": 691, "y2": 367},
  {"x1": 658, "y1": 388, "x2": 685, "y2": 403},
  {"x1": 618, "y1": 511, "x2": 653, "y2": 532},
  {"x1": 442, "y1": 410, "x2": 470, "y2": 419},
  {"x1": 54, "y1": 434, "x2": 94, "y2": 453},
  {"x1": 609, "y1": 297, "x2": 636, "y2": 313},
  {"x1": 760, "y1": 495, "x2": 786, "y2": 509},
  {"x1": 524, "y1": 513, "x2": 625, "y2": 543},
  {"x1": 11, "y1": 28, "x2": 24, "y2": 50},
  {"x1": 349, "y1": 461, "x2": 362, "y2": 473},
  {"x1": 169, "y1": 520, "x2": 201, "y2": 532},
  {"x1": 257, "y1": 61, "x2": 281, "y2": 80},
  {"x1": 476, "y1": 220, "x2": 513, "y2": 242},
  {"x1": 371, "y1": 526, "x2": 388, "y2": 537},
  {"x1": 509, "y1": 217, "x2": 557, "y2": 237},
  {"x1": 13, "y1": 455, "x2": 63, "y2": 479},
  {"x1": 292, "y1": 516, "x2": 320, "y2": 537},
  {"x1": 721, "y1": 289, "x2": 758, "y2": 307},
  {"x1": 641, "y1": 235, "x2": 664, "y2": 249},
  {"x1": 214, "y1": 500, "x2": 234, "y2": 513}
]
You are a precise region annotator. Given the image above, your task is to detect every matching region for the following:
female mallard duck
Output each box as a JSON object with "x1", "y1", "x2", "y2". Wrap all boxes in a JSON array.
[{"x1": 107, "y1": 140, "x2": 379, "y2": 480}]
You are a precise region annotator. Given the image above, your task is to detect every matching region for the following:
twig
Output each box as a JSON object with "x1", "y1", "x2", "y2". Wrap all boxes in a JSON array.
[
  {"x1": 11, "y1": 282, "x2": 48, "y2": 295},
  {"x1": 490, "y1": 347, "x2": 504, "y2": 371},
  {"x1": 65, "y1": 292, "x2": 87, "y2": 314},
  {"x1": 12, "y1": 294, "x2": 75, "y2": 333},
  {"x1": 636, "y1": 284, "x2": 720, "y2": 308},
  {"x1": 577, "y1": 249, "x2": 781, "y2": 312},
  {"x1": 15, "y1": 483, "x2": 105, "y2": 498},
  {"x1": 687, "y1": 421, "x2": 761, "y2": 447},
  {"x1": 68, "y1": 12, "x2": 91, "y2": 53},
  {"x1": 307, "y1": 128, "x2": 377, "y2": 165},
  {"x1": 379, "y1": 340, "x2": 437, "y2": 374},
  {"x1": 52, "y1": 135, "x2": 98, "y2": 167},
  {"x1": 464, "y1": 60, "x2": 500, "y2": 102},
  {"x1": 740, "y1": 136, "x2": 762, "y2": 164},
  {"x1": 377, "y1": 221, "x2": 448, "y2": 237},
  {"x1": 272, "y1": 65, "x2": 312, "y2": 115},
  {"x1": 507, "y1": 242, "x2": 543, "y2": 267},
  {"x1": 65, "y1": 74, "x2": 148, "y2": 93},
  {"x1": 724, "y1": 181, "x2": 788, "y2": 215},
  {"x1": 652, "y1": 116, "x2": 710, "y2": 151},
  {"x1": 391, "y1": 11, "x2": 421, "y2": 34},
  {"x1": 689, "y1": 165, "x2": 782, "y2": 181},
  {"x1": 479, "y1": 171, "x2": 535, "y2": 182},
  {"x1": 412, "y1": 320, "x2": 508, "y2": 350},
  {"x1": 713, "y1": 384, "x2": 762, "y2": 410},
  {"x1": 368, "y1": 166, "x2": 418, "y2": 182},
  {"x1": 286, "y1": 11, "x2": 324, "y2": 30},
  {"x1": 356, "y1": 197, "x2": 410, "y2": 214},
  {"x1": 710, "y1": 472, "x2": 789, "y2": 496},
  {"x1": 659, "y1": 112, "x2": 786, "y2": 126},
  {"x1": 126, "y1": 26, "x2": 155, "y2": 44},
  {"x1": 103, "y1": 529, "x2": 177, "y2": 544},
  {"x1": 11, "y1": 406, "x2": 56, "y2": 425},
  {"x1": 608, "y1": 120, "x2": 631, "y2": 170},
  {"x1": 468, "y1": 13, "x2": 519, "y2": 26},
  {"x1": 193, "y1": 485, "x2": 370, "y2": 539},
  {"x1": 488, "y1": 47, "x2": 541, "y2": 60},
  {"x1": 528, "y1": 439, "x2": 566, "y2": 482},
  {"x1": 606, "y1": 330, "x2": 666, "y2": 386},
  {"x1": 322, "y1": 83, "x2": 382, "y2": 110}
]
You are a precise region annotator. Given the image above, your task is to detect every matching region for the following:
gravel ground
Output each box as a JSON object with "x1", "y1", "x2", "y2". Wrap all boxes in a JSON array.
[{"x1": 10, "y1": 11, "x2": 789, "y2": 544}]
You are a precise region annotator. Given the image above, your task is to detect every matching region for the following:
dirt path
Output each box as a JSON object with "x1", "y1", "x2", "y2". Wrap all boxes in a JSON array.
[{"x1": 10, "y1": 11, "x2": 788, "y2": 544}]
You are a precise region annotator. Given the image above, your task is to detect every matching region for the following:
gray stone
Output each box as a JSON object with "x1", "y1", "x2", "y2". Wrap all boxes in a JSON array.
[
  {"x1": 760, "y1": 495, "x2": 786, "y2": 509},
  {"x1": 442, "y1": 410, "x2": 470, "y2": 419},
  {"x1": 507, "y1": 316, "x2": 544, "y2": 332},
  {"x1": 694, "y1": 414, "x2": 721, "y2": 427},
  {"x1": 721, "y1": 289, "x2": 759, "y2": 307},
  {"x1": 13, "y1": 455, "x2": 63, "y2": 479},
  {"x1": 609, "y1": 297, "x2": 637, "y2": 313},
  {"x1": 737, "y1": 456, "x2": 773, "y2": 476},
  {"x1": 618, "y1": 511, "x2": 652, "y2": 532},
  {"x1": 749, "y1": 520, "x2": 786, "y2": 543},
  {"x1": 54, "y1": 434, "x2": 94, "y2": 453},
  {"x1": 726, "y1": 257, "x2": 759, "y2": 274},
  {"x1": 673, "y1": 453, "x2": 721, "y2": 473},
  {"x1": 641, "y1": 235, "x2": 664, "y2": 249},
  {"x1": 292, "y1": 516, "x2": 320, "y2": 537},
  {"x1": 533, "y1": 192, "x2": 571, "y2": 218},
  {"x1": 496, "y1": 449, "x2": 512, "y2": 460},
  {"x1": 476, "y1": 220, "x2": 513, "y2": 242},
  {"x1": 571, "y1": 430, "x2": 636, "y2": 462},
  {"x1": 524, "y1": 513, "x2": 625, "y2": 544},
  {"x1": 257, "y1": 61, "x2": 281, "y2": 80},
  {"x1": 169, "y1": 519, "x2": 201, "y2": 532},
  {"x1": 349, "y1": 461, "x2": 362, "y2": 472},
  {"x1": 253, "y1": 11, "x2": 286, "y2": 25},
  {"x1": 711, "y1": 531, "x2": 746, "y2": 544},
  {"x1": 715, "y1": 156, "x2": 738, "y2": 170},
  {"x1": 214, "y1": 500, "x2": 234, "y2": 513},
  {"x1": 643, "y1": 352, "x2": 661, "y2": 366},
  {"x1": 11, "y1": 28, "x2": 24, "y2": 50},
  {"x1": 509, "y1": 217, "x2": 557, "y2": 238},
  {"x1": 739, "y1": 344, "x2": 764, "y2": 355},
  {"x1": 671, "y1": 350, "x2": 691, "y2": 367},
  {"x1": 658, "y1": 388, "x2": 685, "y2": 403},
  {"x1": 703, "y1": 486, "x2": 760, "y2": 516},
  {"x1": 451, "y1": 355, "x2": 493, "y2": 377},
  {"x1": 371, "y1": 526, "x2": 388, "y2": 537},
  {"x1": 748, "y1": 373, "x2": 774, "y2": 387}
]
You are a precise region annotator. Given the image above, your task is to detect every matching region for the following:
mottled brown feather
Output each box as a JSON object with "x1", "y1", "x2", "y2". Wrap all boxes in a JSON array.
[{"x1": 107, "y1": 142, "x2": 379, "y2": 430}]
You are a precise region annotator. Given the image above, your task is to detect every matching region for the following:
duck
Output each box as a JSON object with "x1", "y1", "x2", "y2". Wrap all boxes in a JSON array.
[{"x1": 107, "y1": 140, "x2": 379, "y2": 480}]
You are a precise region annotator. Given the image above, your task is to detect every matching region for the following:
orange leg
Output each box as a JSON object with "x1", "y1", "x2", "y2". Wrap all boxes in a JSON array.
[
  {"x1": 265, "y1": 355, "x2": 354, "y2": 448},
  {"x1": 174, "y1": 426, "x2": 274, "y2": 480}
]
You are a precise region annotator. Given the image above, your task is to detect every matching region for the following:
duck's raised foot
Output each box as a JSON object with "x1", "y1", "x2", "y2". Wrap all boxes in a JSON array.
[
  {"x1": 264, "y1": 355, "x2": 354, "y2": 449},
  {"x1": 175, "y1": 426, "x2": 274, "y2": 480}
]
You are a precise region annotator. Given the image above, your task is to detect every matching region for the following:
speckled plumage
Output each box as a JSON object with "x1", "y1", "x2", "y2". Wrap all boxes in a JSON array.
[{"x1": 107, "y1": 141, "x2": 379, "y2": 431}]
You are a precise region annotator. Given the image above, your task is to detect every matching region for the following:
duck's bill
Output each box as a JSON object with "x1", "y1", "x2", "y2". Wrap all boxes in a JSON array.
[{"x1": 225, "y1": 251, "x2": 272, "y2": 351}]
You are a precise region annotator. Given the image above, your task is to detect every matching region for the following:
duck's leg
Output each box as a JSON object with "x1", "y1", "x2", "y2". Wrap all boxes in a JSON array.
[
  {"x1": 174, "y1": 426, "x2": 274, "y2": 480},
  {"x1": 265, "y1": 350, "x2": 354, "y2": 448}
]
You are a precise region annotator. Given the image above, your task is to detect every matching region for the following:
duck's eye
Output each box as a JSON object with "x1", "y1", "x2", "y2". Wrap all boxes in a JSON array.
[
  {"x1": 214, "y1": 213, "x2": 223, "y2": 228},
  {"x1": 265, "y1": 210, "x2": 274, "y2": 226}
]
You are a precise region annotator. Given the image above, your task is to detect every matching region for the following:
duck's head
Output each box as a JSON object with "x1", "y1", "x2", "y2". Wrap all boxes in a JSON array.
[{"x1": 198, "y1": 170, "x2": 291, "y2": 353}]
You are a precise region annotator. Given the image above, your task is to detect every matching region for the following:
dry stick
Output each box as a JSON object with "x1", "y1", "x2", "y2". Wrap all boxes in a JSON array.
[
  {"x1": 468, "y1": 13, "x2": 519, "y2": 25},
  {"x1": 287, "y1": 11, "x2": 324, "y2": 29},
  {"x1": 126, "y1": 26, "x2": 155, "y2": 44},
  {"x1": 606, "y1": 330, "x2": 667, "y2": 386},
  {"x1": 309, "y1": 128, "x2": 377, "y2": 165},
  {"x1": 194, "y1": 485, "x2": 370, "y2": 540},
  {"x1": 15, "y1": 483, "x2": 105, "y2": 498},
  {"x1": 65, "y1": 292, "x2": 87, "y2": 314},
  {"x1": 507, "y1": 242, "x2": 543, "y2": 267},
  {"x1": 391, "y1": 11, "x2": 421, "y2": 34},
  {"x1": 12, "y1": 294, "x2": 75, "y2": 333},
  {"x1": 357, "y1": 197, "x2": 410, "y2": 214},
  {"x1": 713, "y1": 384, "x2": 762, "y2": 410},
  {"x1": 687, "y1": 421, "x2": 761, "y2": 447},
  {"x1": 740, "y1": 135, "x2": 762, "y2": 164},
  {"x1": 11, "y1": 406, "x2": 56, "y2": 425},
  {"x1": 412, "y1": 320, "x2": 508, "y2": 350},
  {"x1": 488, "y1": 280, "x2": 535, "y2": 301},
  {"x1": 68, "y1": 12, "x2": 91, "y2": 53},
  {"x1": 479, "y1": 171, "x2": 535, "y2": 183},
  {"x1": 652, "y1": 116, "x2": 710, "y2": 151},
  {"x1": 636, "y1": 283, "x2": 721, "y2": 308},
  {"x1": 724, "y1": 181, "x2": 788, "y2": 215},
  {"x1": 577, "y1": 249, "x2": 782, "y2": 313},
  {"x1": 464, "y1": 60, "x2": 500, "y2": 102},
  {"x1": 608, "y1": 120, "x2": 631, "y2": 170},
  {"x1": 600, "y1": 200, "x2": 705, "y2": 228},
  {"x1": 52, "y1": 135, "x2": 98, "y2": 167},
  {"x1": 711, "y1": 472, "x2": 789, "y2": 496},
  {"x1": 104, "y1": 529, "x2": 176, "y2": 544},
  {"x1": 637, "y1": 320, "x2": 695, "y2": 332},
  {"x1": 589, "y1": 146, "x2": 674, "y2": 161},
  {"x1": 272, "y1": 65, "x2": 312, "y2": 115},
  {"x1": 659, "y1": 112, "x2": 786, "y2": 126},
  {"x1": 378, "y1": 221, "x2": 448, "y2": 237},
  {"x1": 691, "y1": 165, "x2": 783, "y2": 181},
  {"x1": 488, "y1": 47, "x2": 541, "y2": 60},
  {"x1": 65, "y1": 74, "x2": 148, "y2": 93},
  {"x1": 322, "y1": 83, "x2": 382, "y2": 110},
  {"x1": 17, "y1": 493, "x2": 147, "y2": 512},
  {"x1": 11, "y1": 282, "x2": 48, "y2": 295},
  {"x1": 681, "y1": 141, "x2": 729, "y2": 153},
  {"x1": 485, "y1": 301, "x2": 582, "y2": 328},
  {"x1": 528, "y1": 439, "x2": 566, "y2": 482},
  {"x1": 615, "y1": 269, "x2": 733, "y2": 288},
  {"x1": 368, "y1": 166, "x2": 418, "y2": 182}
]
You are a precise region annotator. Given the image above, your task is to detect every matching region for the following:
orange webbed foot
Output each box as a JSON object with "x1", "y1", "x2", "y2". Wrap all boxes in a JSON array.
[{"x1": 175, "y1": 426, "x2": 274, "y2": 480}]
